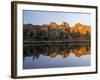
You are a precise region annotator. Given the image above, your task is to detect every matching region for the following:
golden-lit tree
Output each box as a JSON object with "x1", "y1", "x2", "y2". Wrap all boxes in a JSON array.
[
  {"x1": 59, "y1": 21, "x2": 70, "y2": 31},
  {"x1": 71, "y1": 23, "x2": 91, "y2": 35},
  {"x1": 49, "y1": 21, "x2": 58, "y2": 29}
]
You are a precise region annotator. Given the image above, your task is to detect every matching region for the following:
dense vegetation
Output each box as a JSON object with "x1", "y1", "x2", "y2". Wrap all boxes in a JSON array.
[{"x1": 23, "y1": 22, "x2": 91, "y2": 42}]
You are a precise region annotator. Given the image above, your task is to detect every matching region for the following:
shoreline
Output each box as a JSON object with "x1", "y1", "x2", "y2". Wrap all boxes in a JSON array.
[{"x1": 23, "y1": 40, "x2": 90, "y2": 44}]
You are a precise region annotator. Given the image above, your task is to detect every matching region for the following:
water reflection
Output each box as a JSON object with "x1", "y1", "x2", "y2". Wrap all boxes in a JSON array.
[{"x1": 23, "y1": 43, "x2": 91, "y2": 69}]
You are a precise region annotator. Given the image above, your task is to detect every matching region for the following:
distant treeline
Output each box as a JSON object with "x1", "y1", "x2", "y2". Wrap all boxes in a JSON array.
[{"x1": 23, "y1": 22, "x2": 91, "y2": 42}]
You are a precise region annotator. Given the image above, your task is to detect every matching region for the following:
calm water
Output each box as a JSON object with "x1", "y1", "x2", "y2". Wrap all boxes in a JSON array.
[{"x1": 23, "y1": 43, "x2": 91, "y2": 69}]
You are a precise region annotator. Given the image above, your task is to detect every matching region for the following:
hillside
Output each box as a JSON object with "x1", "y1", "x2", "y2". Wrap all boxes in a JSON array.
[{"x1": 23, "y1": 22, "x2": 91, "y2": 42}]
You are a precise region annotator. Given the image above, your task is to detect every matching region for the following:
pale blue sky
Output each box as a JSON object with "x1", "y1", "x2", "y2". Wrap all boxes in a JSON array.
[{"x1": 23, "y1": 10, "x2": 91, "y2": 26}]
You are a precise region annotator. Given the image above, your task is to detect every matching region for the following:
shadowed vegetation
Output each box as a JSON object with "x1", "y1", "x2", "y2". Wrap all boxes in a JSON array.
[{"x1": 23, "y1": 22, "x2": 91, "y2": 43}]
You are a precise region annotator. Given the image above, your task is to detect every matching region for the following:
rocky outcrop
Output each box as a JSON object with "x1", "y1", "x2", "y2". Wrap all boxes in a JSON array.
[{"x1": 23, "y1": 22, "x2": 91, "y2": 41}]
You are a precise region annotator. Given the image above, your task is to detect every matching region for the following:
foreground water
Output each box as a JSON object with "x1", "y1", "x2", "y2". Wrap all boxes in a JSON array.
[{"x1": 23, "y1": 43, "x2": 91, "y2": 69}]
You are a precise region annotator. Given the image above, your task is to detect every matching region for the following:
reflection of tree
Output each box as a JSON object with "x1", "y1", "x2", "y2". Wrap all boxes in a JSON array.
[
  {"x1": 61, "y1": 50, "x2": 70, "y2": 58},
  {"x1": 23, "y1": 43, "x2": 90, "y2": 60},
  {"x1": 72, "y1": 47, "x2": 90, "y2": 57}
]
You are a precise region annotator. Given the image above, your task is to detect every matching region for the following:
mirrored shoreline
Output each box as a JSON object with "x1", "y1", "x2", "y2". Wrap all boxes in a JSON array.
[{"x1": 23, "y1": 43, "x2": 91, "y2": 69}]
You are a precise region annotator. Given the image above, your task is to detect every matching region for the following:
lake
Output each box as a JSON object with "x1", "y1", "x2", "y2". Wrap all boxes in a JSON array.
[{"x1": 23, "y1": 43, "x2": 91, "y2": 69}]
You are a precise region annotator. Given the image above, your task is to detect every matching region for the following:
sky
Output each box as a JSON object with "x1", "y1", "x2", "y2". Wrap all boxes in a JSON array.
[{"x1": 23, "y1": 10, "x2": 91, "y2": 26}]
